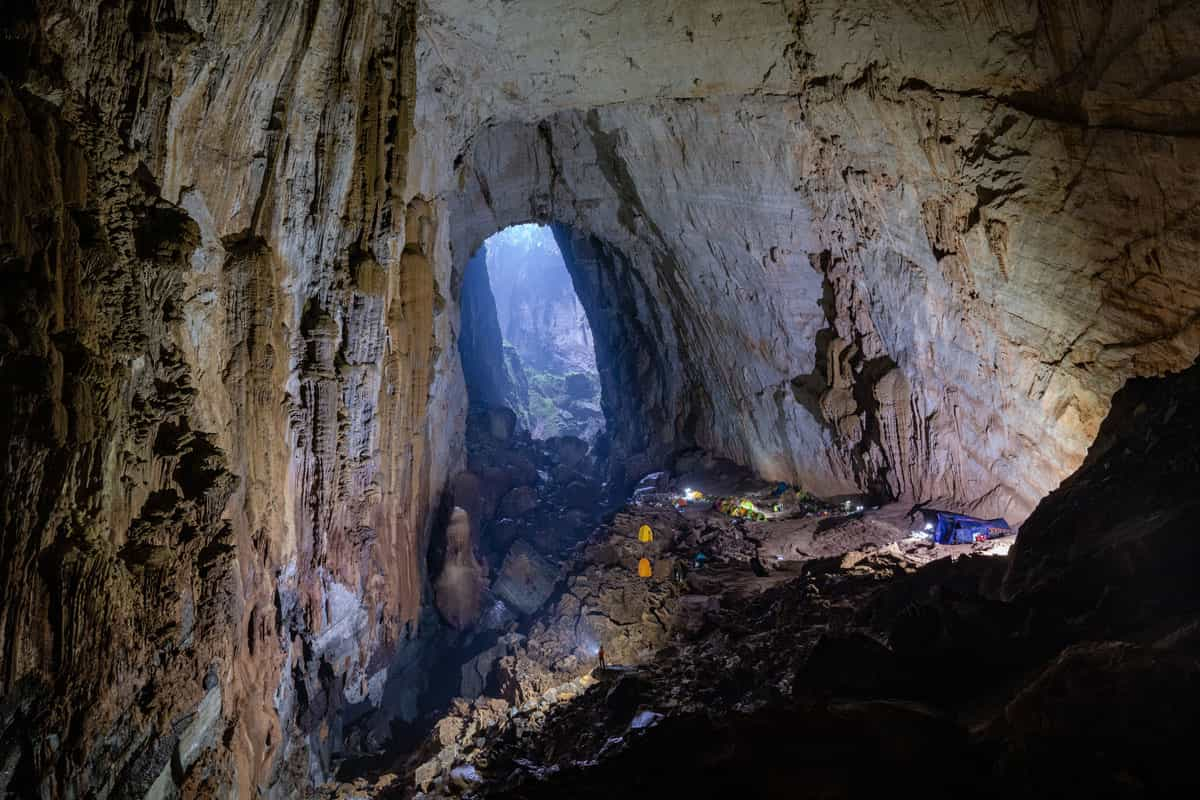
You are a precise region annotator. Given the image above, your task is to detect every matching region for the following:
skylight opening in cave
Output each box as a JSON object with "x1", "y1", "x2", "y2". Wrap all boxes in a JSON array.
[{"x1": 459, "y1": 224, "x2": 605, "y2": 442}]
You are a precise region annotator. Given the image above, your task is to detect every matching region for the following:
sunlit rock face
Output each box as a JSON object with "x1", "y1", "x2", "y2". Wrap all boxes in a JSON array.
[
  {"x1": 1, "y1": 0, "x2": 1198, "y2": 795},
  {"x1": 487, "y1": 228, "x2": 596, "y2": 384}
]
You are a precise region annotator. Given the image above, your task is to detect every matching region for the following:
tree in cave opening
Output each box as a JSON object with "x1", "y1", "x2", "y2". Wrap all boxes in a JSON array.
[{"x1": 459, "y1": 224, "x2": 605, "y2": 442}]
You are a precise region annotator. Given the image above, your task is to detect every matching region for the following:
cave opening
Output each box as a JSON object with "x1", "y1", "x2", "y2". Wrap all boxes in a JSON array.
[
  {"x1": 371, "y1": 223, "x2": 626, "y2": 778},
  {"x1": 458, "y1": 223, "x2": 606, "y2": 443}
]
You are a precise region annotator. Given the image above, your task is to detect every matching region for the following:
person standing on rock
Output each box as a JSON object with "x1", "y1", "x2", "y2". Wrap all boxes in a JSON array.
[{"x1": 598, "y1": 645, "x2": 607, "y2": 670}]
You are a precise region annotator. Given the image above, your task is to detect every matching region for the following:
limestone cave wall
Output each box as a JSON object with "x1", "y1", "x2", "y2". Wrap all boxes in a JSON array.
[
  {"x1": 2, "y1": 1, "x2": 453, "y2": 796},
  {"x1": 1, "y1": 0, "x2": 1198, "y2": 797},
  {"x1": 442, "y1": 0, "x2": 1200, "y2": 521}
]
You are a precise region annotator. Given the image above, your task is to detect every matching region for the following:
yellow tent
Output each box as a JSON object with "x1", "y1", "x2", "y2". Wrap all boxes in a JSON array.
[
  {"x1": 638, "y1": 524, "x2": 653, "y2": 543},
  {"x1": 637, "y1": 558, "x2": 652, "y2": 578}
]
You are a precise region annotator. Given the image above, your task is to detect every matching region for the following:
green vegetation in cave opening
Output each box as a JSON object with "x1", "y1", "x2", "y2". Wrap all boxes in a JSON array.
[{"x1": 459, "y1": 224, "x2": 605, "y2": 442}]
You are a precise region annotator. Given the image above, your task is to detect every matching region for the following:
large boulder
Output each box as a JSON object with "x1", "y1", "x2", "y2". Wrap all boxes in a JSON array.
[
  {"x1": 998, "y1": 641, "x2": 1200, "y2": 793},
  {"x1": 561, "y1": 479, "x2": 601, "y2": 511},
  {"x1": 498, "y1": 485, "x2": 538, "y2": 518},
  {"x1": 794, "y1": 633, "x2": 899, "y2": 698},
  {"x1": 459, "y1": 635, "x2": 520, "y2": 699},
  {"x1": 492, "y1": 541, "x2": 559, "y2": 616},
  {"x1": 1004, "y1": 359, "x2": 1200, "y2": 635},
  {"x1": 546, "y1": 435, "x2": 589, "y2": 468},
  {"x1": 671, "y1": 594, "x2": 720, "y2": 637}
]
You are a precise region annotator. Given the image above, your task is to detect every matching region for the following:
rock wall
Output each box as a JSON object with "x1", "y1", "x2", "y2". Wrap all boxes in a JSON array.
[
  {"x1": 1004, "y1": 356, "x2": 1200, "y2": 630},
  {"x1": 442, "y1": 1, "x2": 1200, "y2": 522},
  {"x1": 3, "y1": 1, "x2": 457, "y2": 796},
  {"x1": 2, "y1": 0, "x2": 1199, "y2": 796},
  {"x1": 457, "y1": 244, "x2": 514, "y2": 412}
]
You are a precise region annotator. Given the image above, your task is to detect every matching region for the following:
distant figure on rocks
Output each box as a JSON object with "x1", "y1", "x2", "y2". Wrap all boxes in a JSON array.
[
  {"x1": 598, "y1": 645, "x2": 607, "y2": 670},
  {"x1": 435, "y1": 507, "x2": 486, "y2": 630}
]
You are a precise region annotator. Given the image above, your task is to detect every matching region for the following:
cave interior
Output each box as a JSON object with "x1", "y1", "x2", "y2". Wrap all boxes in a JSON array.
[{"x1": 1, "y1": 1, "x2": 1200, "y2": 798}]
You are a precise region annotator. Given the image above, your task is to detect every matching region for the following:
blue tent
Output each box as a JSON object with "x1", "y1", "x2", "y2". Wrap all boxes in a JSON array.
[{"x1": 916, "y1": 509, "x2": 1011, "y2": 545}]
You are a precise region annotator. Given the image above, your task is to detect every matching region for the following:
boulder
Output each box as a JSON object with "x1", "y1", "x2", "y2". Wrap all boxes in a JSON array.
[
  {"x1": 672, "y1": 594, "x2": 720, "y2": 637},
  {"x1": 794, "y1": 633, "x2": 898, "y2": 698},
  {"x1": 501, "y1": 453, "x2": 539, "y2": 487},
  {"x1": 1000, "y1": 641, "x2": 1200, "y2": 791},
  {"x1": 449, "y1": 765, "x2": 482, "y2": 789},
  {"x1": 498, "y1": 485, "x2": 538, "y2": 518},
  {"x1": 476, "y1": 592, "x2": 518, "y2": 632},
  {"x1": 547, "y1": 435, "x2": 589, "y2": 468},
  {"x1": 492, "y1": 541, "x2": 559, "y2": 616},
  {"x1": 604, "y1": 673, "x2": 649, "y2": 716},
  {"x1": 486, "y1": 517, "x2": 524, "y2": 555},
  {"x1": 562, "y1": 479, "x2": 601, "y2": 511}
]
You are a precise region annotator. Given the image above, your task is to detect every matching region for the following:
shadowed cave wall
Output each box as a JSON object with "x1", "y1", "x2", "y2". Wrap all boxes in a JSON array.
[{"x1": 1, "y1": 1, "x2": 1199, "y2": 797}]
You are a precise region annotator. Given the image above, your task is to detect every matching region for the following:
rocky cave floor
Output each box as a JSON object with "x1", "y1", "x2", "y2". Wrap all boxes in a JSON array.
[{"x1": 311, "y1": 403, "x2": 1200, "y2": 799}]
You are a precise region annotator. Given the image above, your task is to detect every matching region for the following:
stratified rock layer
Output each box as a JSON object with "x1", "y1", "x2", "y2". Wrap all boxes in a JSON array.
[{"x1": 2, "y1": 1, "x2": 1198, "y2": 796}]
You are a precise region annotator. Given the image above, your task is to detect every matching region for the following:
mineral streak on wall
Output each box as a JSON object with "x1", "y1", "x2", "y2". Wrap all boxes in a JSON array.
[{"x1": 1, "y1": 0, "x2": 1198, "y2": 796}]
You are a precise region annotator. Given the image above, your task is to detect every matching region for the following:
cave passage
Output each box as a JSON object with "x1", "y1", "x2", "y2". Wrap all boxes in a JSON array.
[
  {"x1": 7, "y1": 3, "x2": 1200, "y2": 797},
  {"x1": 458, "y1": 224, "x2": 605, "y2": 442}
]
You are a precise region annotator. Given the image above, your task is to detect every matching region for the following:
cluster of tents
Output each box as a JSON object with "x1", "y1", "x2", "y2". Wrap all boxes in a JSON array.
[
  {"x1": 634, "y1": 505, "x2": 1010, "y2": 581},
  {"x1": 637, "y1": 524, "x2": 653, "y2": 577}
]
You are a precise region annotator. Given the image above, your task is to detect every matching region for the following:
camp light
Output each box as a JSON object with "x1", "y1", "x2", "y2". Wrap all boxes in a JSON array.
[{"x1": 924, "y1": 522, "x2": 933, "y2": 531}]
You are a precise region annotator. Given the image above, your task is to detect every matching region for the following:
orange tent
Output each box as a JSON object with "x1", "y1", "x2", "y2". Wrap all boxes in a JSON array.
[{"x1": 637, "y1": 558, "x2": 652, "y2": 578}]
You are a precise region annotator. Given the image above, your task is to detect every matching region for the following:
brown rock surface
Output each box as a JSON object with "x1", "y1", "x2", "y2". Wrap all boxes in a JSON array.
[
  {"x1": 2, "y1": 1, "x2": 1198, "y2": 796},
  {"x1": 434, "y1": 508, "x2": 485, "y2": 631}
]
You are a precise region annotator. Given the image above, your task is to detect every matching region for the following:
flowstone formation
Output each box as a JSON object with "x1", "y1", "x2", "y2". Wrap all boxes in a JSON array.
[{"x1": 2, "y1": 1, "x2": 1199, "y2": 797}]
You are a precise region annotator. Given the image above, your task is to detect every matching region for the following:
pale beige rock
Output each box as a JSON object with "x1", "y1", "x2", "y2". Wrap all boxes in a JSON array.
[{"x1": 435, "y1": 508, "x2": 486, "y2": 630}]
